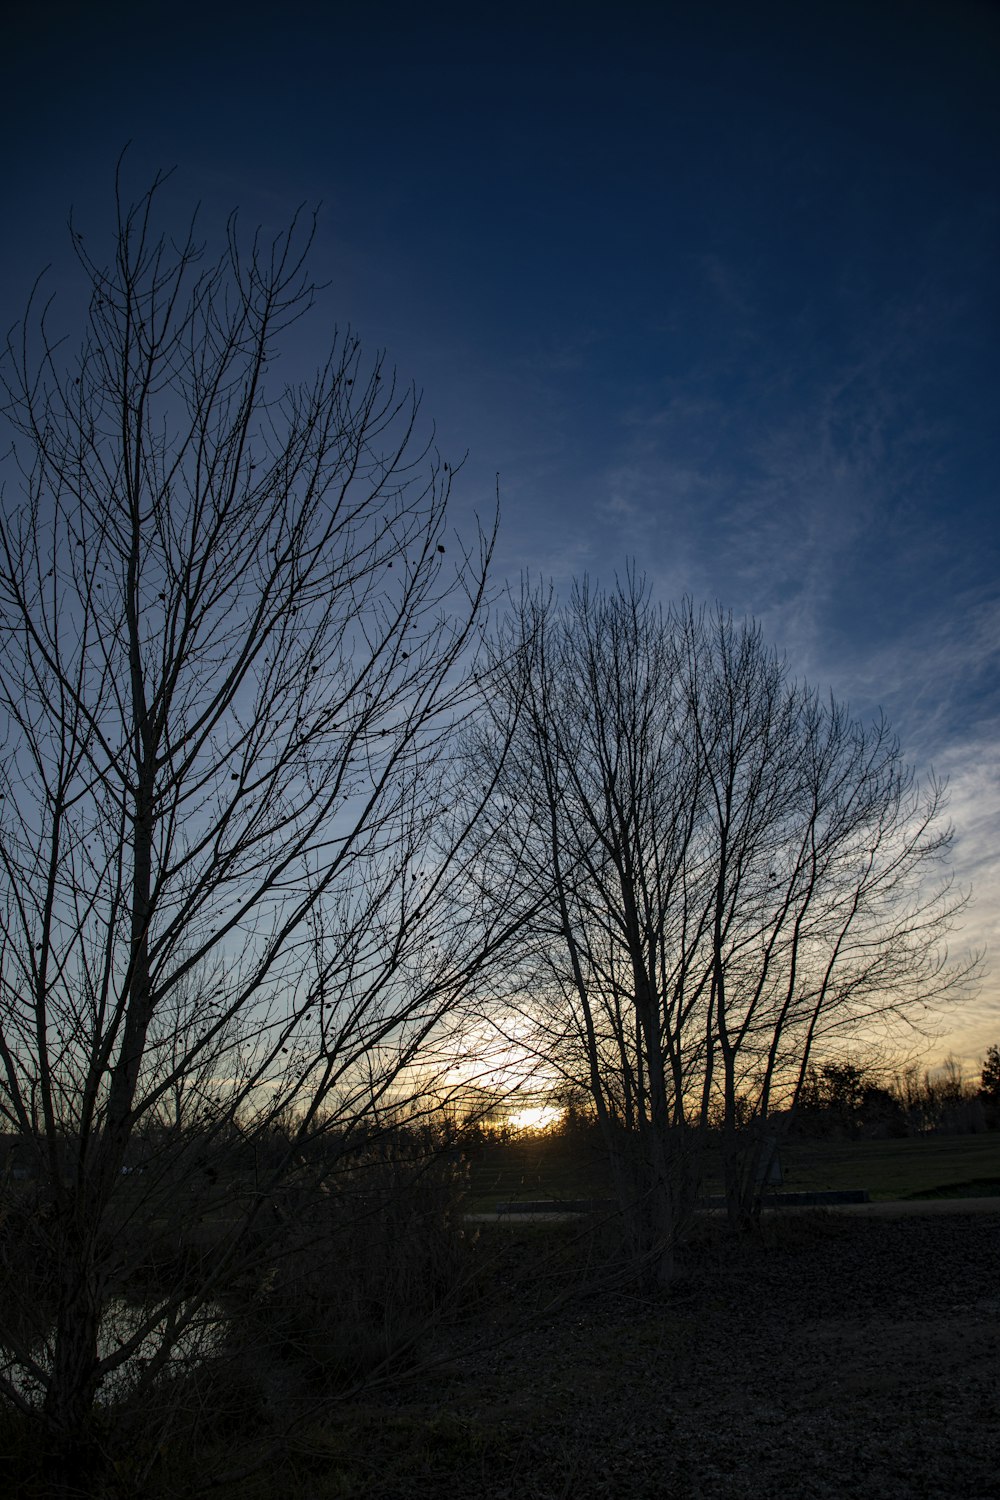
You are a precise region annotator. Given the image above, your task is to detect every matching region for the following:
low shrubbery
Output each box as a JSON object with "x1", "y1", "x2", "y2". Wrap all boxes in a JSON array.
[
  {"x1": 0, "y1": 1122, "x2": 480, "y2": 1496},
  {"x1": 224, "y1": 1126, "x2": 476, "y2": 1391}
]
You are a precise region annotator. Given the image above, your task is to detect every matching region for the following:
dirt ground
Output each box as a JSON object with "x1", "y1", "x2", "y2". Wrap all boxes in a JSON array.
[{"x1": 320, "y1": 1205, "x2": 1000, "y2": 1499}]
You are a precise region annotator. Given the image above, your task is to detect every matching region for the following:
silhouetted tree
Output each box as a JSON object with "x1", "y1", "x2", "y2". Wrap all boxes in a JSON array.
[
  {"x1": 981, "y1": 1044, "x2": 1000, "y2": 1102},
  {"x1": 476, "y1": 576, "x2": 976, "y2": 1271},
  {"x1": 0, "y1": 167, "x2": 512, "y2": 1489}
]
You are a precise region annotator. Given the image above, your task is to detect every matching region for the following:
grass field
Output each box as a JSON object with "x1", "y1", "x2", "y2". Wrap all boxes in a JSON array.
[
  {"x1": 770, "y1": 1132, "x2": 1000, "y2": 1199},
  {"x1": 465, "y1": 1129, "x2": 1000, "y2": 1210}
]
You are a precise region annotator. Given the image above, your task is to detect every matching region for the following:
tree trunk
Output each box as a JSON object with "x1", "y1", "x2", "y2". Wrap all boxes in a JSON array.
[
  {"x1": 607, "y1": 1122, "x2": 677, "y2": 1289},
  {"x1": 43, "y1": 1261, "x2": 105, "y2": 1497}
]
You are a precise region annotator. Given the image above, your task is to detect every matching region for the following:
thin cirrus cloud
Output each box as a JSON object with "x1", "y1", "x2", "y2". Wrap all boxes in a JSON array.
[{"x1": 551, "y1": 274, "x2": 998, "y2": 1064}]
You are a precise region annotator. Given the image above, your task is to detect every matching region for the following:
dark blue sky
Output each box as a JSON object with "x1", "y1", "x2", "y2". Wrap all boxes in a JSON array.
[{"x1": 4, "y1": 0, "x2": 998, "y2": 1060}]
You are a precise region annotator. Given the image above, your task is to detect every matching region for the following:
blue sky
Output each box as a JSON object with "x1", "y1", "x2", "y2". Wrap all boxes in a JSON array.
[{"x1": 4, "y1": 0, "x2": 998, "y2": 1065}]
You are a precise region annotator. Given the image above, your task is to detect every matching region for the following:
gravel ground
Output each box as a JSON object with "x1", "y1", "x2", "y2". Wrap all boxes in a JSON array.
[{"x1": 324, "y1": 1207, "x2": 1000, "y2": 1500}]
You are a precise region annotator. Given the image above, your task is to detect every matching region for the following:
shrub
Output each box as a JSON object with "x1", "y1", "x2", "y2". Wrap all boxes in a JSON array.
[{"x1": 225, "y1": 1127, "x2": 474, "y2": 1392}]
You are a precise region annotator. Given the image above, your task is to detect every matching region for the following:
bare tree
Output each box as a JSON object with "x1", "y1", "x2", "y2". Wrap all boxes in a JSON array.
[
  {"x1": 0, "y1": 168, "x2": 512, "y2": 1487},
  {"x1": 679, "y1": 604, "x2": 975, "y2": 1221},
  {"x1": 478, "y1": 576, "x2": 975, "y2": 1273},
  {"x1": 474, "y1": 579, "x2": 707, "y2": 1283}
]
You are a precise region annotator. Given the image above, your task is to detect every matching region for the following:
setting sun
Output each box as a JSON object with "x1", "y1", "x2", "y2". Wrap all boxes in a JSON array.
[{"x1": 506, "y1": 1104, "x2": 563, "y2": 1134}]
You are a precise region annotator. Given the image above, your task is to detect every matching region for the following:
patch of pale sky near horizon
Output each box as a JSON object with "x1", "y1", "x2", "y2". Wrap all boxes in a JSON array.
[{"x1": 825, "y1": 608, "x2": 1000, "y2": 1065}]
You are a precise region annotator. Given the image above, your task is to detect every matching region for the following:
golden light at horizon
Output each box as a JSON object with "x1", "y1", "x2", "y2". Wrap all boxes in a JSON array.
[{"x1": 506, "y1": 1103, "x2": 563, "y2": 1133}]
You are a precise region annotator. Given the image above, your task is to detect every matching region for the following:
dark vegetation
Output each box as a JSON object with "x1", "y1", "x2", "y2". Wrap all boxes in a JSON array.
[
  {"x1": 1, "y1": 1095, "x2": 998, "y2": 1496},
  {"x1": 792, "y1": 1050, "x2": 1000, "y2": 1138},
  {"x1": 0, "y1": 1121, "x2": 477, "y2": 1493}
]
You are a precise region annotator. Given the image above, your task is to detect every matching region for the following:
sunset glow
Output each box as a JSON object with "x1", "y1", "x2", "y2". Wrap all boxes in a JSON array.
[{"x1": 506, "y1": 1103, "x2": 563, "y2": 1133}]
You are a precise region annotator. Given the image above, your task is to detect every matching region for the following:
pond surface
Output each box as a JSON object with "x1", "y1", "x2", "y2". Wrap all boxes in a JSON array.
[{"x1": 2, "y1": 1296, "x2": 226, "y2": 1408}]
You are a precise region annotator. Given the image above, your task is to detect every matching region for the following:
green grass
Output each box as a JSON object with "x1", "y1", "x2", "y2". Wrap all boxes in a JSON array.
[
  {"x1": 464, "y1": 1129, "x2": 1000, "y2": 1210},
  {"x1": 466, "y1": 1131, "x2": 613, "y2": 1212},
  {"x1": 776, "y1": 1133, "x2": 1000, "y2": 1200}
]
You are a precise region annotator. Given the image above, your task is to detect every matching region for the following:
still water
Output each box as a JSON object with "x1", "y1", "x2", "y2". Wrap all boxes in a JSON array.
[{"x1": 2, "y1": 1297, "x2": 226, "y2": 1408}]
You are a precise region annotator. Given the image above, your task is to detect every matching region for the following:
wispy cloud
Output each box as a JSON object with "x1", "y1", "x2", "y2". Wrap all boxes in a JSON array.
[{"x1": 569, "y1": 258, "x2": 999, "y2": 1062}]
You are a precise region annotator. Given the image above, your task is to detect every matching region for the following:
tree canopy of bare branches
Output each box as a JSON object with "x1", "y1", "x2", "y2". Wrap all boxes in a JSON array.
[
  {"x1": 477, "y1": 576, "x2": 976, "y2": 1276},
  {"x1": 0, "y1": 169, "x2": 511, "y2": 1483}
]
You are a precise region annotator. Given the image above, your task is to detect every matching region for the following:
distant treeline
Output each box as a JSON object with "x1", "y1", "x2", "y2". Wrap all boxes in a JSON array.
[
  {"x1": 786, "y1": 1048, "x2": 1000, "y2": 1138},
  {"x1": 0, "y1": 1113, "x2": 466, "y2": 1187},
  {"x1": 490, "y1": 1045, "x2": 1000, "y2": 1144}
]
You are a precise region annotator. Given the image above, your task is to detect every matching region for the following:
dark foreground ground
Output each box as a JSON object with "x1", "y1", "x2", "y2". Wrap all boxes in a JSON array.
[
  {"x1": 283, "y1": 1206, "x2": 999, "y2": 1500},
  {"x1": 5, "y1": 1204, "x2": 996, "y2": 1497}
]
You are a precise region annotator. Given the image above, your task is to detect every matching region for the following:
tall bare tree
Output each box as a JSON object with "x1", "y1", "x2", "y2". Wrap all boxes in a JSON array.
[
  {"x1": 0, "y1": 169, "x2": 511, "y2": 1485},
  {"x1": 479, "y1": 577, "x2": 975, "y2": 1272},
  {"x1": 474, "y1": 580, "x2": 707, "y2": 1282},
  {"x1": 679, "y1": 604, "x2": 973, "y2": 1222}
]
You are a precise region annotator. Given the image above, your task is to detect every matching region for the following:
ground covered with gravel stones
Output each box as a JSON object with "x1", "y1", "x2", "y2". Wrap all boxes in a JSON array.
[{"x1": 307, "y1": 1207, "x2": 999, "y2": 1500}]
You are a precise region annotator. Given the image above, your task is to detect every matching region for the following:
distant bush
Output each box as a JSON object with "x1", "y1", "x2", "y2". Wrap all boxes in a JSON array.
[{"x1": 792, "y1": 1052, "x2": 997, "y2": 1138}]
